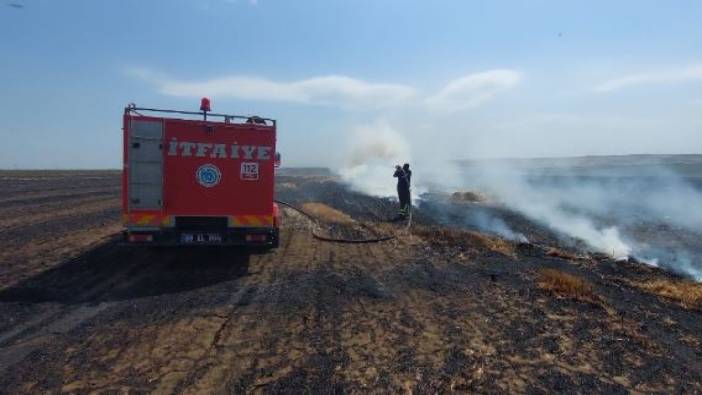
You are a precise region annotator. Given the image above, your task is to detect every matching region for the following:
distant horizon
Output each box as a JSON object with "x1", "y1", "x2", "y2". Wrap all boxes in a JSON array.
[{"x1": 3, "y1": 152, "x2": 701, "y2": 171}]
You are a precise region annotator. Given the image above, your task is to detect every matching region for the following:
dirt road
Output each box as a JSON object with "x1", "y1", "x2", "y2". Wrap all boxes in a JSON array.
[{"x1": 1, "y1": 171, "x2": 701, "y2": 393}]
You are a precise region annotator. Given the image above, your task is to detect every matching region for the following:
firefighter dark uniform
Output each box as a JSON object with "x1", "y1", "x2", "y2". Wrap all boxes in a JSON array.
[{"x1": 394, "y1": 164, "x2": 412, "y2": 217}]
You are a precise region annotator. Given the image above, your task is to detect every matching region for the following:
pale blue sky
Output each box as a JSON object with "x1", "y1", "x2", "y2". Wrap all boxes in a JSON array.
[{"x1": 1, "y1": 0, "x2": 701, "y2": 168}]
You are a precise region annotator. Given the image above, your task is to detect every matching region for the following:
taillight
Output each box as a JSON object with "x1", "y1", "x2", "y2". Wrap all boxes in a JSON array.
[
  {"x1": 246, "y1": 234, "x2": 267, "y2": 242},
  {"x1": 129, "y1": 233, "x2": 154, "y2": 242}
]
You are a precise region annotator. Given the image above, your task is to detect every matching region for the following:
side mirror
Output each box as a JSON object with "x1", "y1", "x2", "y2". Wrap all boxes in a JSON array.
[{"x1": 274, "y1": 152, "x2": 281, "y2": 168}]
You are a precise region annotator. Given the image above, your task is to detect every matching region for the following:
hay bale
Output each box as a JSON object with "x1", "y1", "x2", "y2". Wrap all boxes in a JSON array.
[{"x1": 450, "y1": 191, "x2": 488, "y2": 203}]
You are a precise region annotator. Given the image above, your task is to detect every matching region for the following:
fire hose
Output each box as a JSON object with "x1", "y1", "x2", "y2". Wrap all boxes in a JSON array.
[{"x1": 274, "y1": 199, "x2": 412, "y2": 243}]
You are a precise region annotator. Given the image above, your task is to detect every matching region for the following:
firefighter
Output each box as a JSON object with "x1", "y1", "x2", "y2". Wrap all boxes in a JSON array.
[{"x1": 393, "y1": 163, "x2": 412, "y2": 217}]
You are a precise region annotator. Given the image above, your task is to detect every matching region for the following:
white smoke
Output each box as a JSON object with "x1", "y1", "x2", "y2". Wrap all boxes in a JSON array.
[
  {"x1": 460, "y1": 160, "x2": 702, "y2": 279},
  {"x1": 337, "y1": 119, "x2": 702, "y2": 280},
  {"x1": 339, "y1": 122, "x2": 412, "y2": 197},
  {"x1": 468, "y1": 164, "x2": 633, "y2": 258},
  {"x1": 469, "y1": 210, "x2": 528, "y2": 243}
]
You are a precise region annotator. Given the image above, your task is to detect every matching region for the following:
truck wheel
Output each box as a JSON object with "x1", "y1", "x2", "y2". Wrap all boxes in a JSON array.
[{"x1": 270, "y1": 229, "x2": 280, "y2": 249}]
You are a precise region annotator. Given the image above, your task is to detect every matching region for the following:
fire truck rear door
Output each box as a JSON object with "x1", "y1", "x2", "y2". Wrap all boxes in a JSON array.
[{"x1": 128, "y1": 119, "x2": 163, "y2": 210}]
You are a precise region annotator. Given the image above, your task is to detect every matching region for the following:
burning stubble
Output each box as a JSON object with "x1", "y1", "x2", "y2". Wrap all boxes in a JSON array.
[
  {"x1": 457, "y1": 159, "x2": 702, "y2": 280},
  {"x1": 339, "y1": 130, "x2": 702, "y2": 282}
]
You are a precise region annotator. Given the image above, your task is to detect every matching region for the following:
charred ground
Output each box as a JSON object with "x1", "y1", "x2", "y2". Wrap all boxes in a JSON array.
[{"x1": 0, "y1": 170, "x2": 701, "y2": 393}]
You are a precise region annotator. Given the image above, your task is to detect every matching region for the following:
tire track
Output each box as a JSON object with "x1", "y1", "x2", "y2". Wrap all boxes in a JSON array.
[
  {"x1": 0, "y1": 197, "x2": 120, "y2": 232},
  {"x1": 0, "y1": 187, "x2": 119, "y2": 211}
]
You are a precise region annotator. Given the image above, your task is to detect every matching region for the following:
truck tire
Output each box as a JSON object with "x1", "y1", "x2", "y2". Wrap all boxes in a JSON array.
[{"x1": 271, "y1": 229, "x2": 280, "y2": 249}]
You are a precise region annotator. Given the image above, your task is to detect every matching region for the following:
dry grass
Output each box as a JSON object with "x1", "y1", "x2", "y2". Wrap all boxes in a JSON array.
[
  {"x1": 301, "y1": 202, "x2": 355, "y2": 225},
  {"x1": 545, "y1": 247, "x2": 580, "y2": 261},
  {"x1": 538, "y1": 268, "x2": 597, "y2": 302},
  {"x1": 680, "y1": 334, "x2": 701, "y2": 348},
  {"x1": 449, "y1": 191, "x2": 488, "y2": 203},
  {"x1": 413, "y1": 227, "x2": 516, "y2": 257},
  {"x1": 637, "y1": 279, "x2": 702, "y2": 309},
  {"x1": 469, "y1": 231, "x2": 516, "y2": 257}
]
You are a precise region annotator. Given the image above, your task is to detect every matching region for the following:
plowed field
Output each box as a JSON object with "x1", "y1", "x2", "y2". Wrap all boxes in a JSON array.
[{"x1": 1, "y1": 170, "x2": 701, "y2": 394}]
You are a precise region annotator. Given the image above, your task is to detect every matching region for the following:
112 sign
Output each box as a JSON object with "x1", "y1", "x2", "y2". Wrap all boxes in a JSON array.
[{"x1": 240, "y1": 162, "x2": 259, "y2": 181}]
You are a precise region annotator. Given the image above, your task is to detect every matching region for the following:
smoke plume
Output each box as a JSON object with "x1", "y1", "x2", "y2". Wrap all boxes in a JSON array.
[
  {"x1": 340, "y1": 122, "x2": 412, "y2": 197},
  {"x1": 339, "y1": 122, "x2": 702, "y2": 281}
]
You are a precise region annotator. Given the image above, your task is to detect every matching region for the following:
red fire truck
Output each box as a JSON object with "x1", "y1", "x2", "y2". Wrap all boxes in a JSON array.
[{"x1": 122, "y1": 100, "x2": 280, "y2": 247}]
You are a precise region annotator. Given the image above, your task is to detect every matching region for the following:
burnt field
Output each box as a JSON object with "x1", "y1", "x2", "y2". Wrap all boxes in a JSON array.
[{"x1": 1, "y1": 170, "x2": 701, "y2": 393}]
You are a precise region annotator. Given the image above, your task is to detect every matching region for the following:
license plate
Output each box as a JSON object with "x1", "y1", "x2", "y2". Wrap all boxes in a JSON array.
[{"x1": 180, "y1": 233, "x2": 223, "y2": 244}]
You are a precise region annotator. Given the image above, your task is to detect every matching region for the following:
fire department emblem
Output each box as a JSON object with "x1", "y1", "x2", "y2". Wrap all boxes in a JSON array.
[{"x1": 196, "y1": 164, "x2": 221, "y2": 188}]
